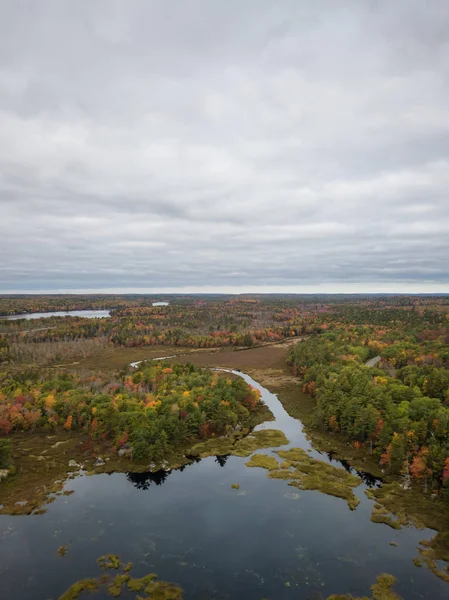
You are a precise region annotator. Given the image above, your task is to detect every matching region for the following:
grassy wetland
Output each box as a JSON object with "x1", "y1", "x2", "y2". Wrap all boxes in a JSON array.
[{"x1": 1, "y1": 294, "x2": 449, "y2": 598}]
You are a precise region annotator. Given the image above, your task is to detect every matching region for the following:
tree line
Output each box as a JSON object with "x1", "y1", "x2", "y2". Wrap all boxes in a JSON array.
[
  {"x1": 288, "y1": 318, "x2": 449, "y2": 496},
  {"x1": 0, "y1": 362, "x2": 262, "y2": 462}
]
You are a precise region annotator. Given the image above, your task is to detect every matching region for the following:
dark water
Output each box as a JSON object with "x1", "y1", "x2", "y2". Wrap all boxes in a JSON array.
[
  {"x1": 0, "y1": 371, "x2": 447, "y2": 600},
  {"x1": 3, "y1": 310, "x2": 111, "y2": 320}
]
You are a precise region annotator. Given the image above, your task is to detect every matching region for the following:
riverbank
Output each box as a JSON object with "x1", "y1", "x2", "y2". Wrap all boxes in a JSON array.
[
  {"x1": 0, "y1": 395, "x2": 275, "y2": 515},
  {"x1": 158, "y1": 343, "x2": 449, "y2": 582},
  {"x1": 2, "y1": 349, "x2": 449, "y2": 598},
  {"x1": 2, "y1": 341, "x2": 449, "y2": 588}
]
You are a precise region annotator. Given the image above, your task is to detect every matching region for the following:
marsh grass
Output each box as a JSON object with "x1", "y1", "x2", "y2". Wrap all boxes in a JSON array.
[
  {"x1": 326, "y1": 572, "x2": 401, "y2": 600},
  {"x1": 97, "y1": 554, "x2": 120, "y2": 570},
  {"x1": 370, "y1": 511, "x2": 402, "y2": 530},
  {"x1": 59, "y1": 578, "x2": 99, "y2": 600},
  {"x1": 245, "y1": 454, "x2": 279, "y2": 470},
  {"x1": 189, "y1": 429, "x2": 288, "y2": 459},
  {"x1": 366, "y1": 482, "x2": 449, "y2": 581},
  {"x1": 274, "y1": 448, "x2": 361, "y2": 510},
  {"x1": 58, "y1": 555, "x2": 183, "y2": 599}
]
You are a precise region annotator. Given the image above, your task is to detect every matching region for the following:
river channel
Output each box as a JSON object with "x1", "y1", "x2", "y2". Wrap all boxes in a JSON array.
[{"x1": 0, "y1": 368, "x2": 447, "y2": 599}]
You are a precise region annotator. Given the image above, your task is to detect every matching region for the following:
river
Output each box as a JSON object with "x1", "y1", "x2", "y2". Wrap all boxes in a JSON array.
[
  {"x1": 3, "y1": 310, "x2": 111, "y2": 320},
  {"x1": 0, "y1": 369, "x2": 447, "y2": 599}
]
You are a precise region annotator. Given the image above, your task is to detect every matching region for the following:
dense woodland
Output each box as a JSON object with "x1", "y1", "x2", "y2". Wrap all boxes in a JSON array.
[
  {"x1": 288, "y1": 305, "x2": 449, "y2": 496},
  {"x1": 0, "y1": 361, "x2": 261, "y2": 467}
]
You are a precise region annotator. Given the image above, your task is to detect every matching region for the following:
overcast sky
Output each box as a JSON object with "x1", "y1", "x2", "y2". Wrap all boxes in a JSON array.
[{"x1": 1, "y1": 1, "x2": 449, "y2": 294}]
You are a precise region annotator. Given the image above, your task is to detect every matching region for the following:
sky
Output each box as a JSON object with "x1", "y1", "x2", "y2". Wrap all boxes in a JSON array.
[{"x1": 1, "y1": 1, "x2": 449, "y2": 294}]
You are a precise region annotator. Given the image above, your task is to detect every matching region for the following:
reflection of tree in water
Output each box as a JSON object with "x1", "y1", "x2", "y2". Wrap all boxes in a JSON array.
[
  {"x1": 215, "y1": 455, "x2": 229, "y2": 467},
  {"x1": 356, "y1": 469, "x2": 382, "y2": 487},
  {"x1": 327, "y1": 452, "x2": 382, "y2": 488},
  {"x1": 126, "y1": 456, "x2": 206, "y2": 490},
  {"x1": 126, "y1": 469, "x2": 170, "y2": 490},
  {"x1": 126, "y1": 454, "x2": 234, "y2": 491}
]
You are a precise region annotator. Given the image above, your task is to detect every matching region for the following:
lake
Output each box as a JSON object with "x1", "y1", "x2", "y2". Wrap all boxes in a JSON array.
[
  {"x1": 152, "y1": 302, "x2": 169, "y2": 307},
  {"x1": 3, "y1": 310, "x2": 111, "y2": 320},
  {"x1": 0, "y1": 369, "x2": 447, "y2": 600}
]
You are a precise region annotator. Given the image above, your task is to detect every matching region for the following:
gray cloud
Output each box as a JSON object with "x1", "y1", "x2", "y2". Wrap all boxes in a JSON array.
[{"x1": 1, "y1": 0, "x2": 449, "y2": 293}]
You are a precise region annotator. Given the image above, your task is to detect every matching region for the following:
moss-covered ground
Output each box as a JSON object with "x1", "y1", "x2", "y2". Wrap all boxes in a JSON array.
[
  {"x1": 365, "y1": 483, "x2": 449, "y2": 582},
  {"x1": 326, "y1": 573, "x2": 401, "y2": 599},
  {"x1": 274, "y1": 447, "x2": 362, "y2": 510},
  {"x1": 59, "y1": 555, "x2": 183, "y2": 599},
  {"x1": 245, "y1": 453, "x2": 279, "y2": 470},
  {"x1": 242, "y1": 447, "x2": 362, "y2": 510},
  {"x1": 188, "y1": 428, "x2": 288, "y2": 459}
]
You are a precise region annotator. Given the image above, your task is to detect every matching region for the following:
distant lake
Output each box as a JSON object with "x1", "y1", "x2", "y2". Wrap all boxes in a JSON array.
[
  {"x1": 3, "y1": 310, "x2": 111, "y2": 320},
  {"x1": 152, "y1": 301, "x2": 169, "y2": 306}
]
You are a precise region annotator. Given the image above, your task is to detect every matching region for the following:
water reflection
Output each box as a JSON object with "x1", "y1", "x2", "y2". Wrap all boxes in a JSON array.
[
  {"x1": 326, "y1": 452, "x2": 382, "y2": 488},
  {"x1": 125, "y1": 455, "x2": 230, "y2": 491},
  {"x1": 1, "y1": 369, "x2": 448, "y2": 600},
  {"x1": 125, "y1": 454, "x2": 231, "y2": 491},
  {"x1": 4, "y1": 309, "x2": 111, "y2": 320},
  {"x1": 125, "y1": 460, "x2": 204, "y2": 490},
  {"x1": 215, "y1": 455, "x2": 230, "y2": 467},
  {"x1": 126, "y1": 469, "x2": 171, "y2": 490}
]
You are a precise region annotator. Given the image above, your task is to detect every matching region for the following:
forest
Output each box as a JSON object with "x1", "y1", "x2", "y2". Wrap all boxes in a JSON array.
[
  {"x1": 2, "y1": 294, "x2": 449, "y2": 496},
  {"x1": 0, "y1": 298, "x2": 313, "y2": 366},
  {"x1": 2, "y1": 293, "x2": 449, "y2": 595},
  {"x1": 0, "y1": 361, "x2": 262, "y2": 468},
  {"x1": 288, "y1": 305, "x2": 449, "y2": 496}
]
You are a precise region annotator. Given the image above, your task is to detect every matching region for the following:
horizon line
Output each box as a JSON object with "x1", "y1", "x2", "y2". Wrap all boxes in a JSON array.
[{"x1": 1, "y1": 285, "x2": 449, "y2": 297}]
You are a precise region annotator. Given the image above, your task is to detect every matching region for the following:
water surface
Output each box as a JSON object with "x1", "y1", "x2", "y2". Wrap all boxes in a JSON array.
[
  {"x1": 0, "y1": 370, "x2": 446, "y2": 600},
  {"x1": 3, "y1": 310, "x2": 111, "y2": 320}
]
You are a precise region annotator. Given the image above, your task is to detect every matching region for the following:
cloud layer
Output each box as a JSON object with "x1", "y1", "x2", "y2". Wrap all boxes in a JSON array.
[{"x1": 1, "y1": 1, "x2": 449, "y2": 292}]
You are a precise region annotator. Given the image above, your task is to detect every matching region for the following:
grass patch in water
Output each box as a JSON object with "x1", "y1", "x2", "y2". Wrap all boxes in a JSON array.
[
  {"x1": 245, "y1": 454, "x2": 279, "y2": 471},
  {"x1": 59, "y1": 555, "x2": 183, "y2": 599},
  {"x1": 231, "y1": 483, "x2": 240, "y2": 489},
  {"x1": 370, "y1": 510, "x2": 402, "y2": 530},
  {"x1": 326, "y1": 572, "x2": 401, "y2": 599},
  {"x1": 108, "y1": 574, "x2": 130, "y2": 597},
  {"x1": 189, "y1": 429, "x2": 288, "y2": 459},
  {"x1": 127, "y1": 573, "x2": 183, "y2": 598},
  {"x1": 59, "y1": 578, "x2": 99, "y2": 600},
  {"x1": 418, "y1": 536, "x2": 449, "y2": 582},
  {"x1": 97, "y1": 554, "x2": 121, "y2": 570},
  {"x1": 371, "y1": 573, "x2": 401, "y2": 600},
  {"x1": 270, "y1": 448, "x2": 361, "y2": 510},
  {"x1": 269, "y1": 470, "x2": 301, "y2": 481},
  {"x1": 233, "y1": 429, "x2": 288, "y2": 456},
  {"x1": 277, "y1": 447, "x2": 309, "y2": 462},
  {"x1": 127, "y1": 573, "x2": 158, "y2": 592},
  {"x1": 366, "y1": 482, "x2": 449, "y2": 582},
  {"x1": 188, "y1": 437, "x2": 234, "y2": 458}
]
